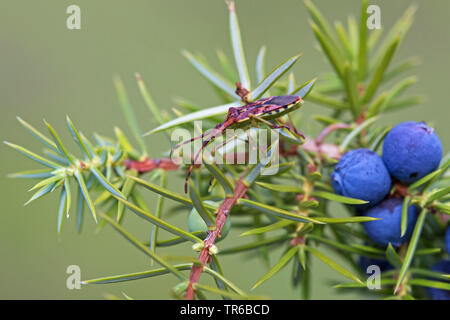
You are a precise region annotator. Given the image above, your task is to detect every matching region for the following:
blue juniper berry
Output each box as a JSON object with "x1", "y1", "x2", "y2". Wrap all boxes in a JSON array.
[
  {"x1": 427, "y1": 260, "x2": 450, "y2": 300},
  {"x1": 382, "y1": 121, "x2": 442, "y2": 184},
  {"x1": 332, "y1": 148, "x2": 391, "y2": 207},
  {"x1": 359, "y1": 256, "x2": 394, "y2": 274},
  {"x1": 362, "y1": 197, "x2": 418, "y2": 247},
  {"x1": 445, "y1": 226, "x2": 450, "y2": 255}
]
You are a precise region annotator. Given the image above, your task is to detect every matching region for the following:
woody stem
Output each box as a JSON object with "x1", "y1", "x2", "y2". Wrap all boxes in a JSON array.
[
  {"x1": 185, "y1": 174, "x2": 249, "y2": 300},
  {"x1": 315, "y1": 123, "x2": 351, "y2": 145},
  {"x1": 123, "y1": 157, "x2": 179, "y2": 173}
]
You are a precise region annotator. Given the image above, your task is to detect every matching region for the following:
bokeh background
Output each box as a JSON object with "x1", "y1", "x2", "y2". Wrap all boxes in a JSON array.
[{"x1": 0, "y1": 0, "x2": 448, "y2": 299}]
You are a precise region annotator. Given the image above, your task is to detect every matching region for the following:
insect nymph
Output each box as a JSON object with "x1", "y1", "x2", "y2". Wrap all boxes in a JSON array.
[{"x1": 173, "y1": 95, "x2": 304, "y2": 193}]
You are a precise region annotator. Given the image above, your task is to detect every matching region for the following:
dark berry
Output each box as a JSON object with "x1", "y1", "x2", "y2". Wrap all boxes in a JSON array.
[
  {"x1": 427, "y1": 260, "x2": 450, "y2": 300},
  {"x1": 445, "y1": 226, "x2": 450, "y2": 255},
  {"x1": 362, "y1": 198, "x2": 418, "y2": 247},
  {"x1": 382, "y1": 121, "x2": 442, "y2": 184},
  {"x1": 359, "y1": 256, "x2": 394, "y2": 273},
  {"x1": 332, "y1": 148, "x2": 391, "y2": 207}
]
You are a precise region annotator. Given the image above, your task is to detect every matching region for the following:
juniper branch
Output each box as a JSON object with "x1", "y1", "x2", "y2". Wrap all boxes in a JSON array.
[{"x1": 185, "y1": 170, "x2": 249, "y2": 300}]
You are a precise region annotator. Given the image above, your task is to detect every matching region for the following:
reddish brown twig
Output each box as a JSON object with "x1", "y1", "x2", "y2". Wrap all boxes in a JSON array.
[
  {"x1": 124, "y1": 157, "x2": 179, "y2": 173},
  {"x1": 185, "y1": 173, "x2": 249, "y2": 300},
  {"x1": 315, "y1": 123, "x2": 351, "y2": 145},
  {"x1": 300, "y1": 137, "x2": 342, "y2": 160},
  {"x1": 355, "y1": 109, "x2": 368, "y2": 141},
  {"x1": 390, "y1": 180, "x2": 409, "y2": 198}
]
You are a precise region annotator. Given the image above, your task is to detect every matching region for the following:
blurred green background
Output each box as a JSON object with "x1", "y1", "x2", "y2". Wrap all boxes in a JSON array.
[{"x1": 0, "y1": 0, "x2": 448, "y2": 299}]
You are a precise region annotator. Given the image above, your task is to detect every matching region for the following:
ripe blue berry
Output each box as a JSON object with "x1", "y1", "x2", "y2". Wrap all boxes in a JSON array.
[
  {"x1": 445, "y1": 226, "x2": 450, "y2": 255},
  {"x1": 332, "y1": 148, "x2": 391, "y2": 207},
  {"x1": 359, "y1": 256, "x2": 393, "y2": 273},
  {"x1": 362, "y1": 198, "x2": 418, "y2": 247},
  {"x1": 427, "y1": 260, "x2": 450, "y2": 300},
  {"x1": 188, "y1": 201, "x2": 231, "y2": 241},
  {"x1": 382, "y1": 121, "x2": 443, "y2": 184}
]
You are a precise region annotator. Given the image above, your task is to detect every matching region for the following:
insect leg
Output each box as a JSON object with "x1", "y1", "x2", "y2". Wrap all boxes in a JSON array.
[
  {"x1": 214, "y1": 132, "x2": 251, "y2": 165},
  {"x1": 249, "y1": 114, "x2": 304, "y2": 139},
  {"x1": 213, "y1": 134, "x2": 238, "y2": 154},
  {"x1": 213, "y1": 129, "x2": 250, "y2": 153},
  {"x1": 206, "y1": 133, "x2": 243, "y2": 191},
  {"x1": 170, "y1": 129, "x2": 216, "y2": 159},
  {"x1": 184, "y1": 136, "x2": 216, "y2": 193},
  {"x1": 183, "y1": 124, "x2": 231, "y2": 193},
  {"x1": 250, "y1": 117, "x2": 259, "y2": 128},
  {"x1": 274, "y1": 119, "x2": 305, "y2": 139}
]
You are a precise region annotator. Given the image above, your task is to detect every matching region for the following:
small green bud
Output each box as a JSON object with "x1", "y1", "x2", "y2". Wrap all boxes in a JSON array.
[
  {"x1": 171, "y1": 281, "x2": 188, "y2": 298},
  {"x1": 192, "y1": 242, "x2": 204, "y2": 252},
  {"x1": 209, "y1": 245, "x2": 219, "y2": 255}
]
